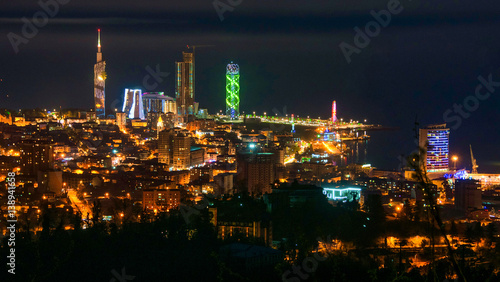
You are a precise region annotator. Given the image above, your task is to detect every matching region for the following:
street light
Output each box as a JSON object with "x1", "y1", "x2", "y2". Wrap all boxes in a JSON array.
[{"x1": 452, "y1": 155, "x2": 458, "y2": 170}]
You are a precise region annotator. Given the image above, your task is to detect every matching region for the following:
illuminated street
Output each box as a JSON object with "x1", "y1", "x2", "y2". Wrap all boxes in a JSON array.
[{"x1": 67, "y1": 189, "x2": 92, "y2": 221}]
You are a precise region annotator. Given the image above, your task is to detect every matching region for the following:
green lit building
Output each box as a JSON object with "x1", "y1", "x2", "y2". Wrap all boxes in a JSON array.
[{"x1": 226, "y1": 62, "x2": 240, "y2": 119}]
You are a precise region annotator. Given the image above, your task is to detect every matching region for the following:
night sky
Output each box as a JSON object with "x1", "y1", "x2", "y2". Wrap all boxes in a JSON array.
[{"x1": 0, "y1": 0, "x2": 499, "y2": 171}]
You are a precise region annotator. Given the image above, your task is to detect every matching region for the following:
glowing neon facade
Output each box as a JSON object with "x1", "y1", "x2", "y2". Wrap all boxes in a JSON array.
[
  {"x1": 226, "y1": 62, "x2": 240, "y2": 119},
  {"x1": 419, "y1": 124, "x2": 450, "y2": 172},
  {"x1": 323, "y1": 187, "x2": 361, "y2": 201},
  {"x1": 122, "y1": 89, "x2": 145, "y2": 120},
  {"x1": 94, "y1": 29, "x2": 106, "y2": 118},
  {"x1": 332, "y1": 100, "x2": 337, "y2": 122}
]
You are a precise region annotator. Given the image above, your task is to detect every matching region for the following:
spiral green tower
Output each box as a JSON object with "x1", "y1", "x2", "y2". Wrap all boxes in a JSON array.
[{"x1": 226, "y1": 62, "x2": 240, "y2": 120}]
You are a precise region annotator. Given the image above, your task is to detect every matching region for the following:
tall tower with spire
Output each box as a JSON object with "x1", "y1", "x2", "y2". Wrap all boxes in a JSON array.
[{"x1": 94, "y1": 29, "x2": 106, "y2": 118}]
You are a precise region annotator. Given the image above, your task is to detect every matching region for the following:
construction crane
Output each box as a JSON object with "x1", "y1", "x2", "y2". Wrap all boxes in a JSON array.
[
  {"x1": 187, "y1": 45, "x2": 215, "y2": 56},
  {"x1": 470, "y1": 144, "x2": 478, "y2": 174},
  {"x1": 186, "y1": 45, "x2": 215, "y2": 97}
]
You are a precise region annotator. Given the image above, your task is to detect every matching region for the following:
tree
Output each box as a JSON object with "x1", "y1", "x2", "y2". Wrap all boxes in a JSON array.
[
  {"x1": 91, "y1": 200, "x2": 102, "y2": 226},
  {"x1": 403, "y1": 199, "x2": 413, "y2": 221},
  {"x1": 474, "y1": 221, "x2": 484, "y2": 240},
  {"x1": 398, "y1": 238, "x2": 408, "y2": 274},
  {"x1": 363, "y1": 194, "x2": 385, "y2": 224},
  {"x1": 407, "y1": 149, "x2": 465, "y2": 281},
  {"x1": 473, "y1": 222, "x2": 484, "y2": 246},
  {"x1": 449, "y1": 220, "x2": 458, "y2": 238},
  {"x1": 72, "y1": 211, "x2": 82, "y2": 230},
  {"x1": 465, "y1": 224, "x2": 474, "y2": 244},
  {"x1": 363, "y1": 193, "x2": 386, "y2": 245},
  {"x1": 486, "y1": 223, "x2": 497, "y2": 245}
]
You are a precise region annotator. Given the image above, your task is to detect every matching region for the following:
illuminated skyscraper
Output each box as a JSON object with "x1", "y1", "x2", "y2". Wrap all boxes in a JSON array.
[
  {"x1": 94, "y1": 29, "x2": 106, "y2": 118},
  {"x1": 122, "y1": 89, "x2": 145, "y2": 120},
  {"x1": 175, "y1": 52, "x2": 194, "y2": 123},
  {"x1": 226, "y1": 62, "x2": 240, "y2": 119},
  {"x1": 419, "y1": 124, "x2": 450, "y2": 172}
]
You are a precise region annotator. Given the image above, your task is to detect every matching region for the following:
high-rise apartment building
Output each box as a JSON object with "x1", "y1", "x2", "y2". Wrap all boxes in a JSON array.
[
  {"x1": 20, "y1": 140, "x2": 54, "y2": 175},
  {"x1": 214, "y1": 173, "x2": 234, "y2": 196},
  {"x1": 175, "y1": 52, "x2": 195, "y2": 123},
  {"x1": 455, "y1": 179, "x2": 482, "y2": 214},
  {"x1": 172, "y1": 133, "x2": 191, "y2": 170},
  {"x1": 237, "y1": 152, "x2": 276, "y2": 195},
  {"x1": 158, "y1": 129, "x2": 174, "y2": 165},
  {"x1": 158, "y1": 129, "x2": 191, "y2": 170}
]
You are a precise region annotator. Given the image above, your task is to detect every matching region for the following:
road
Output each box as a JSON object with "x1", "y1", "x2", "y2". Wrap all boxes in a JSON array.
[{"x1": 67, "y1": 189, "x2": 92, "y2": 220}]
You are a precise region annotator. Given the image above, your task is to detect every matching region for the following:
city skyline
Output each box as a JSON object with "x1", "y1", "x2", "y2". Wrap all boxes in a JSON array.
[
  {"x1": 2, "y1": 16, "x2": 500, "y2": 171},
  {"x1": 1, "y1": 1, "x2": 500, "y2": 281}
]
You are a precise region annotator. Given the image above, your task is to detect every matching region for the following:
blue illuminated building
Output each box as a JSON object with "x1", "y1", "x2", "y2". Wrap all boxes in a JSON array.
[{"x1": 419, "y1": 124, "x2": 450, "y2": 172}]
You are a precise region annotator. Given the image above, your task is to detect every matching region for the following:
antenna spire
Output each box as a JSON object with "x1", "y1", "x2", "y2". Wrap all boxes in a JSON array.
[
  {"x1": 98, "y1": 29, "x2": 101, "y2": 52},
  {"x1": 96, "y1": 29, "x2": 103, "y2": 62}
]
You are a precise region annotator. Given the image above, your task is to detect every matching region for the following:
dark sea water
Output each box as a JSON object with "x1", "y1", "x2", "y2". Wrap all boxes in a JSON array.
[
  {"x1": 246, "y1": 121, "x2": 499, "y2": 173},
  {"x1": 343, "y1": 130, "x2": 411, "y2": 171},
  {"x1": 345, "y1": 129, "x2": 500, "y2": 174}
]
